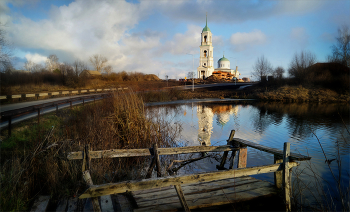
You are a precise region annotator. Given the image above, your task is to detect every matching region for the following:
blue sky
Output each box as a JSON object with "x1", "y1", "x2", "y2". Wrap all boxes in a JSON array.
[{"x1": 1, "y1": 0, "x2": 349, "y2": 79}]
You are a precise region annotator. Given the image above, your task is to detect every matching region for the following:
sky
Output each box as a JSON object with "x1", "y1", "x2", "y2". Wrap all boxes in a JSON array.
[{"x1": 1, "y1": 0, "x2": 349, "y2": 79}]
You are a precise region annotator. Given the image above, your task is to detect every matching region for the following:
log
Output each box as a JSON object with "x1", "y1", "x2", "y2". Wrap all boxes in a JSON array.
[
  {"x1": 233, "y1": 138, "x2": 310, "y2": 161},
  {"x1": 83, "y1": 170, "x2": 102, "y2": 212},
  {"x1": 174, "y1": 185, "x2": 191, "y2": 212},
  {"x1": 79, "y1": 162, "x2": 299, "y2": 199},
  {"x1": 145, "y1": 156, "x2": 156, "y2": 179},
  {"x1": 67, "y1": 145, "x2": 238, "y2": 160},
  {"x1": 283, "y1": 142, "x2": 291, "y2": 212},
  {"x1": 237, "y1": 147, "x2": 247, "y2": 168}
]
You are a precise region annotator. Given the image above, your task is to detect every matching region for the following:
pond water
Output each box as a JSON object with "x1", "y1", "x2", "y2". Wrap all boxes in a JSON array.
[{"x1": 147, "y1": 101, "x2": 349, "y2": 210}]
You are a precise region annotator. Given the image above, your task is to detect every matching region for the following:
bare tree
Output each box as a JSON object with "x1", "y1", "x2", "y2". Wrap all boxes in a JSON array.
[
  {"x1": 104, "y1": 65, "x2": 113, "y2": 76},
  {"x1": 24, "y1": 60, "x2": 35, "y2": 72},
  {"x1": 273, "y1": 66, "x2": 285, "y2": 79},
  {"x1": 288, "y1": 50, "x2": 316, "y2": 80},
  {"x1": 73, "y1": 59, "x2": 87, "y2": 76},
  {"x1": 89, "y1": 54, "x2": 108, "y2": 73},
  {"x1": 252, "y1": 55, "x2": 273, "y2": 81},
  {"x1": 330, "y1": 25, "x2": 350, "y2": 67},
  {"x1": 46, "y1": 54, "x2": 59, "y2": 72},
  {"x1": 0, "y1": 23, "x2": 13, "y2": 71}
]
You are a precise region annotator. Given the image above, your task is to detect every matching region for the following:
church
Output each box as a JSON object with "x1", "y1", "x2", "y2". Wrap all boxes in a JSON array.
[{"x1": 197, "y1": 16, "x2": 240, "y2": 80}]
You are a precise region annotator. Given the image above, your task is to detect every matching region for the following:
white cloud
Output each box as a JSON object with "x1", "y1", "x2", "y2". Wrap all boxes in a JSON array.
[
  {"x1": 230, "y1": 30, "x2": 267, "y2": 51},
  {"x1": 25, "y1": 53, "x2": 47, "y2": 64}
]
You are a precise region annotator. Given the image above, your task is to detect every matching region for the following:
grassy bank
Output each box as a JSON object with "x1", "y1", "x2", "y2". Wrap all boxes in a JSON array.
[{"x1": 0, "y1": 91, "x2": 180, "y2": 211}]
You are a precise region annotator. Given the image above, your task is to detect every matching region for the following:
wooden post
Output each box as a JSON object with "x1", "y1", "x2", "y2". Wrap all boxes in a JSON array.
[
  {"x1": 283, "y1": 142, "x2": 291, "y2": 212},
  {"x1": 82, "y1": 145, "x2": 101, "y2": 212},
  {"x1": 154, "y1": 143, "x2": 161, "y2": 177},
  {"x1": 217, "y1": 130, "x2": 235, "y2": 170},
  {"x1": 8, "y1": 116, "x2": 12, "y2": 137},
  {"x1": 56, "y1": 104, "x2": 59, "y2": 115},
  {"x1": 237, "y1": 146, "x2": 248, "y2": 168},
  {"x1": 229, "y1": 149, "x2": 237, "y2": 169},
  {"x1": 174, "y1": 185, "x2": 191, "y2": 212},
  {"x1": 274, "y1": 155, "x2": 283, "y2": 189},
  {"x1": 145, "y1": 157, "x2": 156, "y2": 179},
  {"x1": 37, "y1": 108, "x2": 41, "y2": 124}
]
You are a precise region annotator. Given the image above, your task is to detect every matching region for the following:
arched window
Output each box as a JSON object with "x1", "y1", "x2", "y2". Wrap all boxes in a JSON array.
[
  {"x1": 204, "y1": 35, "x2": 207, "y2": 42},
  {"x1": 204, "y1": 50, "x2": 207, "y2": 57},
  {"x1": 204, "y1": 63, "x2": 206, "y2": 66}
]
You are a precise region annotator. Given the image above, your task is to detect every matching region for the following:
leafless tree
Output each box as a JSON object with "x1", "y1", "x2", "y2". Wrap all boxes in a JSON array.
[
  {"x1": 0, "y1": 23, "x2": 13, "y2": 72},
  {"x1": 73, "y1": 59, "x2": 87, "y2": 76},
  {"x1": 252, "y1": 55, "x2": 273, "y2": 81},
  {"x1": 273, "y1": 66, "x2": 285, "y2": 79},
  {"x1": 330, "y1": 25, "x2": 350, "y2": 67},
  {"x1": 288, "y1": 50, "x2": 316, "y2": 80},
  {"x1": 104, "y1": 65, "x2": 113, "y2": 76},
  {"x1": 89, "y1": 54, "x2": 108, "y2": 73},
  {"x1": 24, "y1": 60, "x2": 35, "y2": 72},
  {"x1": 46, "y1": 54, "x2": 59, "y2": 72}
]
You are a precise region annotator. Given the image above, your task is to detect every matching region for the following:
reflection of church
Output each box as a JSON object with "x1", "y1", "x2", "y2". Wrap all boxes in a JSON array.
[
  {"x1": 197, "y1": 105, "x2": 239, "y2": 146},
  {"x1": 197, "y1": 15, "x2": 240, "y2": 80}
]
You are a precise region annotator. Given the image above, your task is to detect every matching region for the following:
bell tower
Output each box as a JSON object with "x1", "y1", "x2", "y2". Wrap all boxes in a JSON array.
[{"x1": 197, "y1": 14, "x2": 214, "y2": 79}]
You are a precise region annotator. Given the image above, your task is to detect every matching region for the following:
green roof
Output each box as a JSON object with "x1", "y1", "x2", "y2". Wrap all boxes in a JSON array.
[
  {"x1": 202, "y1": 14, "x2": 211, "y2": 32},
  {"x1": 218, "y1": 55, "x2": 229, "y2": 62}
]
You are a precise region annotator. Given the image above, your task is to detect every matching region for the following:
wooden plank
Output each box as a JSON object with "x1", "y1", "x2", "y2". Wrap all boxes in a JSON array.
[
  {"x1": 134, "y1": 177, "x2": 259, "y2": 203},
  {"x1": 0, "y1": 95, "x2": 6, "y2": 99},
  {"x1": 81, "y1": 90, "x2": 87, "y2": 93},
  {"x1": 174, "y1": 185, "x2": 191, "y2": 212},
  {"x1": 26, "y1": 94, "x2": 36, "y2": 97},
  {"x1": 83, "y1": 170, "x2": 102, "y2": 212},
  {"x1": 237, "y1": 147, "x2": 247, "y2": 168},
  {"x1": 71, "y1": 91, "x2": 78, "y2": 94},
  {"x1": 30, "y1": 195, "x2": 50, "y2": 212},
  {"x1": 136, "y1": 180, "x2": 274, "y2": 208},
  {"x1": 39, "y1": 93, "x2": 48, "y2": 96},
  {"x1": 56, "y1": 199, "x2": 68, "y2": 212},
  {"x1": 134, "y1": 182, "x2": 276, "y2": 211},
  {"x1": 145, "y1": 157, "x2": 156, "y2": 179},
  {"x1": 12, "y1": 95, "x2": 21, "y2": 99},
  {"x1": 274, "y1": 155, "x2": 283, "y2": 189},
  {"x1": 51, "y1": 92, "x2": 60, "y2": 95},
  {"x1": 154, "y1": 143, "x2": 161, "y2": 177},
  {"x1": 100, "y1": 195, "x2": 114, "y2": 212},
  {"x1": 97, "y1": 89, "x2": 102, "y2": 92},
  {"x1": 232, "y1": 138, "x2": 311, "y2": 161},
  {"x1": 229, "y1": 150, "x2": 237, "y2": 169},
  {"x1": 67, "y1": 145, "x2": 238, "y2": 160},
  {"x1": 66, "y1": 198, "x2": 78, "y2": 212},
  {"x1": 283, "y1": 142, "x2": 291, "y2": 212},
  {"x1": 79, "y1": 162, "x2": 299, "y2": 199}
]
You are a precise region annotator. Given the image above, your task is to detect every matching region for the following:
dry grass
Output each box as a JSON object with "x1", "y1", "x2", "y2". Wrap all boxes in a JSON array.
[{"x1": 0, "y1": 90, "x2": 180, "y2": 211}]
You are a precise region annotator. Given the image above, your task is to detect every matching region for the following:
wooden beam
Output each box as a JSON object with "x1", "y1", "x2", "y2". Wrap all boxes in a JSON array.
[
  {"x1": 283, "y1": 142, "x2": 291, "y2": 212},
  {"x1": 79, "y1": 162, "x2": 299, "y2": 199},
  {"x1": 67, "y1": 145, "x2": 238, "y2": 160},
  {"x1": 83, "y1": 170, "x2": 101, "y2": 212},
  {"x1": 233, "y1": 138, "x2": 311, "y2": 161},
  {"x1": 154, "y1": 143, "x2": 161, "y2": 177},
  {"x1": 217, "y1": 130, "x2": 235, "y2": 170},
  {"x1": 174, "y1": 185, "x2": 191, "y2": 212},
  {"x1": 237, "y1": 147, "x2": 247, "y2": 168},
  {"x1": 145, "y1": 156, "x2": 156, "y2": 179},
  {"x1": 274, "y1": 155, "x2": 283, "y2": 189}
]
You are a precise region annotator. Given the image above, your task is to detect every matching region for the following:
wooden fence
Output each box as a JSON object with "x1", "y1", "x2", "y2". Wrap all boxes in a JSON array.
[{"x1": 67, "y1": 130, "x2": 311, "y2": 212}]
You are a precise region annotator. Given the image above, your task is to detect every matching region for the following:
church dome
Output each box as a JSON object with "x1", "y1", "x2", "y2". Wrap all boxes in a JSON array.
[
  {"x1": 218, "y1": 54, "x2": 230, "y2": 69},
  {"x1": 202, "y1": 25, "x2": 211, "y2": 32},
  {"x1": 218, "y1": 55, "x2": 229, "y2": 62}
]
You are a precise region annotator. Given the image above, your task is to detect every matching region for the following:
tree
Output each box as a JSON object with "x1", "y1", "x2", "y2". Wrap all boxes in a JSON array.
[
  {"x1": 104, "y1": 65, "x2": 113, "y2": 76},
  {"x1": 288, "y1": 50, "x2": 316, "y2": 80},
  {"x1": 46, "y1": 54, "x2": 59, "y2": 72},
  {"x1": 89, "y1": 54, "x2": 108, "y2": 73},
  {"x1": 330, "y1": 25, "x2": 350, "y2": 67},
  {"x1": 0, "y1": 23, "x2": 13, "y2": 72},
  {"x1": 187, "y1": 71, "x2": 195, "y2": 79},
  {"x1": 24, "y1": 60, "x2": 35, "y2": 72},
  {"x1": 72, "y1": 59, "x2": 87, "y2": 76},
  {"x1": 252, "y1": 55, "x2": 273, "y2": 81},
  {"x1": 273, "y1": 66, "x2": 285, "y2": 79}
]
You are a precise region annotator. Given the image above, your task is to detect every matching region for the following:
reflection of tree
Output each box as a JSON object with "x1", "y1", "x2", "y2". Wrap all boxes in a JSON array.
[{"x1": 197, "y1": 105, "x2": 214, "y2": 146}]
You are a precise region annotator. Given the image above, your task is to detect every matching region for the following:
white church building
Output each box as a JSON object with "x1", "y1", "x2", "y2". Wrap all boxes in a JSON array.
[{"x1": 197, "y1": 16, "x2": 240, "y2": 80}]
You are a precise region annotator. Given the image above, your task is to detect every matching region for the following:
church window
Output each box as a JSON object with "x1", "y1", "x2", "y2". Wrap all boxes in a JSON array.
[
  {"x1": 204, "y1": 35, "x2": 207, "y2": 42},
  {"x1": 204, "y1": 50, "x2": 207, "y2": 57}
]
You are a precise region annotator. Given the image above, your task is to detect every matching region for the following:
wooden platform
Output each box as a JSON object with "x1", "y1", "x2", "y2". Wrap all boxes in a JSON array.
[{"x1": 132, "y1": 176, "x2": 277, "y2": 211}]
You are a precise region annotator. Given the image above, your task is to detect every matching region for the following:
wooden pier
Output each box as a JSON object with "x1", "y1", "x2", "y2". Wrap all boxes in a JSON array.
[{"x1": 32, "y1": 130, "x2": 310, "y2": 212}]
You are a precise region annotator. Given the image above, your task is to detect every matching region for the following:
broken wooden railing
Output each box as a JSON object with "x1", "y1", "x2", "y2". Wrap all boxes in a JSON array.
[{"x1": 67, "y1": 130, "x2": 311, "y2": 212}]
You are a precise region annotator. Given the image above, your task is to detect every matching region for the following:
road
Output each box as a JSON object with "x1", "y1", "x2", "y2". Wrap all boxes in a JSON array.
[{"x1": 178, "y1": 82, "x2": 254, "y2": 90}]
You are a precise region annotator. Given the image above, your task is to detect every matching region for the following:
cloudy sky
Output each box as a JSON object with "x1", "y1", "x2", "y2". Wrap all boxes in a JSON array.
[{"x1": 1, "y1": 0, "x2": 349, "y2": 79}]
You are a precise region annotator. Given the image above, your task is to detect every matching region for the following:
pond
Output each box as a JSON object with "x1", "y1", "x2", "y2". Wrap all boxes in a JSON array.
[{"x1": 146, "y1": 101, "x2": 349, "y2": 210}]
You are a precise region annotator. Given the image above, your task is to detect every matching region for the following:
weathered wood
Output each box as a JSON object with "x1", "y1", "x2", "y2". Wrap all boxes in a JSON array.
[
  {"x1": 115, "y1": 194, "x2": 133, "y2": 212},
  {"x1": 55, "y1": 199, "x2": 68, "y2": 212},
  {"x1": 83, "y1": 170, "x2": 102, "y2": 212},
  {"x1": 134, "y1": 182, "x2": 277, "y2": 212},
  {"x1": 66, "y1": 198, "x2": 78, "y2": 212},
  {"x1": 229, "y1": 150, "x2": 237, "y2": 169},
  {"x1": 237, "y1": 147, "x2": 248, "y2": 168},
  {"x1": 233, "y1": 138, "x2": 311, "y2": 161},
  {"x1": 100, "y1": 195, "x2": 114, "y2": 212},
  {"x1": 79, "y1": 162, "x2": 299, "y2": 199},
  {"x1": 274, "y1": 155, "x2": 283, "y2": 189},
  {"x1": 217, "y1": 130, "x2": 236, "y2": 170},
  {"x1": 283, "y1": 142, "x2": 291, "y2": 212},
  {"x1": 174, "y1": 185, "x2": 191, "y2": 212},
  {"x1": 154, "y1": 143, "x2": 161, "y2": 177},
  {"x1": 67, "y1": 145, "x2": 238, "y2": 160},
  {"x1": 30, "y1": 195, "x2": 50, "y2": 212}
]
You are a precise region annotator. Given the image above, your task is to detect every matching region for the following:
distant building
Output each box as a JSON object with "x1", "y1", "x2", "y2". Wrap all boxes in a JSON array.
[
  {"x1": 242, "y1": 77, "x2": 250, "y2": 82},
  {"x1": 80, "y1": 70, "x2": 102, "y2": 78}
]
